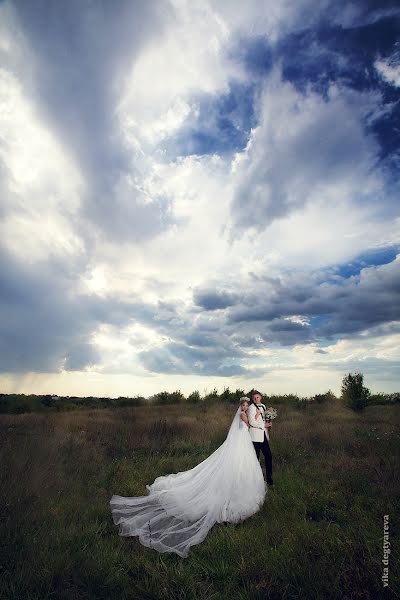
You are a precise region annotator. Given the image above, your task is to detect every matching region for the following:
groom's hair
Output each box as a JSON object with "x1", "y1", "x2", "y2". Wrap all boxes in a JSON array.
[{"x1": 250, "y1": 389, "x2": 263, "y2": 403}]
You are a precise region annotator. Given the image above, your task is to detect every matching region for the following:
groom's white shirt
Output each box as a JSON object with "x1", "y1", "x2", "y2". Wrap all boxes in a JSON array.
[{"x1": 248, "y1": 403, "x2": 270, "y2": 442}]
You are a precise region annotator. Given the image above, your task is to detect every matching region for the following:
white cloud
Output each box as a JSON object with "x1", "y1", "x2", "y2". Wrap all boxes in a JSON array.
[
  {"x1": 0, "y1": 68, "x2": 85, "y2": 262},
  {"x1": 117, "y1": 0, "x2": 246, "y2": 153},
  {"x1": 78, "y1": 58, "x2": 400, "y2": 314},
  {"x1": 81, "y1": 153, "x2": 234, "y2": 304},
  {"x1": 210, "y1": 0, "x2": 332, "y2": 42},
  {"x1": 89, "y1": 322, "x2": 163, "y2": 376},
  {"x1": 229, "y1": 65, "x2": 385, "y2": 237},
  {"x1": 250, "y1": 196, "x2": 400, "y2": 270},
  {"x1": 375, "y1": 53, "x2": 400, "y2": 87}
]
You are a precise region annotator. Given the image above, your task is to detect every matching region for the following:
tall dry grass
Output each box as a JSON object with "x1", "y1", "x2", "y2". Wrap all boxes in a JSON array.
[{"x1": 1, "y1": 400, "x2": 399, "y2": 599}]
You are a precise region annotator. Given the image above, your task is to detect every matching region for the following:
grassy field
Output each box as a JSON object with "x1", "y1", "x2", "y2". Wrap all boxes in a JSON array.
[{"x1": 1, "y1": 399, "x2": 399, "y2": 600}]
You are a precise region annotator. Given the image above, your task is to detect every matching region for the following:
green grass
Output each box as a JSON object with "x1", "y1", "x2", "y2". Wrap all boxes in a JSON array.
[{"x1": 0, "y1": 401, "x2": 399, "y2": 599}]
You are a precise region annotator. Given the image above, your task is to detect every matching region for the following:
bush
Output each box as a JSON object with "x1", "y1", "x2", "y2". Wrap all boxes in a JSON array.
[
  {"x1": 341, "y1": 372, "x2": 371, "y2": 411},
  {"x1": 368, "y1": 392, "x2": 400, "y2": 406},
  {"x1": 295, "y1": 396, "x2": 315, "y2": 409},
  {"x1": 267, "y1": 394, "x2": 301, "y2": 405},
  {"x1": 203, "y1": 387, "x2": 219, "y2": 403},
  {"x1": 115, "y1": 396, "x2": 146, "y2": 407},
  {"x1": 313, "y1": 389, "x2": 337, "y2": 404},
  {"x1": 187, "y1": 390, "x2": 201, "y2": 403},
  {"x1": 155, "y1": 390, "x2": 185, "y2": 405}
]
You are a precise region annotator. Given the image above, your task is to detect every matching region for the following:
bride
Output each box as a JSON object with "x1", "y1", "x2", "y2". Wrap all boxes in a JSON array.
[{"x1": 109, "y1": 397, "x2": 267, "y2": 558}]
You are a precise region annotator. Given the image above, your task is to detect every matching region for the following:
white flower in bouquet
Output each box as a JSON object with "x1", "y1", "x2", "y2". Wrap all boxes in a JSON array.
[{"x1": 265, "y1": 407, "x2": 277, "y2": 422}]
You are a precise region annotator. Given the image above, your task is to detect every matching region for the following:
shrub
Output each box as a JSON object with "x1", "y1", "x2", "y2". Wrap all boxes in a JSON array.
[
  {"x1": 313, "y1": 389, "x2": 337, "y2": 404},
  {"x1": 203, "y1": 387, "x2": 219, "y2": 403},
  {"x1": 295, "y1": 396, "x2": 315, "y2": 409},
  {"x1": 368, "y1": 392, "x2": 400, "y2": 406},
  {"x1": 155, "y1": 390, "x2": 185, "y2": 405},
  {"x1": 267, "y1": 393, "x2": 301, "y2": 405},
  {"x1": 187, "y1": 390, "x2": 201, "y2": 403}
]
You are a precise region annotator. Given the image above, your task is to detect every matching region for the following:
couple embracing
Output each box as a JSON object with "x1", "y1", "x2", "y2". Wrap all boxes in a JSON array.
[
  {"x1": 241, "y1": 390, "x2": 273, "y2": 487},
  {"x1": 110, "y1": 390, "x2": 275, "y2": 558}
]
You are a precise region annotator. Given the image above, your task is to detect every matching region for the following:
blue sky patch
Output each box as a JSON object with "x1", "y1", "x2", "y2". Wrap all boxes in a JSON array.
[
  {"x1": 163, "y1": 80, "x2": 257, "y2": 158},
  {"x1": 332, "y1": 245, "x2": 399, "y2": 279}
]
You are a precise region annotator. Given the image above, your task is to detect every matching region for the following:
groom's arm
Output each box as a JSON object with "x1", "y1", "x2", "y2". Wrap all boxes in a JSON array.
[{"x1": 248, "y1": 405, "x2": 264, "y2": 429}]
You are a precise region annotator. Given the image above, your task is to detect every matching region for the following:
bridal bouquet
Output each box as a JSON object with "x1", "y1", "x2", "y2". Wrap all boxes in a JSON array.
[{"x1": 265, "y1": 407, "x2": 277, "y2": 422}]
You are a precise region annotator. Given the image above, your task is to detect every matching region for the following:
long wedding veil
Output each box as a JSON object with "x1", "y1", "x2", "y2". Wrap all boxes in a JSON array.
[{"x1": 110, "y1": 405, "x2": 251, "y2": 558}]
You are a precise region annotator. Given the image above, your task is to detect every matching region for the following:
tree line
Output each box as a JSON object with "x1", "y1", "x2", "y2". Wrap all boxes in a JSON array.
[{"x1": 0, "y1": 373, "x2": 398, "y2": 414}]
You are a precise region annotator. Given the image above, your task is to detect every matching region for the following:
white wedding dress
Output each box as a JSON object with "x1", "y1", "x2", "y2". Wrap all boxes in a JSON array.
[{"x1": 109, "y1": 406, "x2": 267, "y2": 558}]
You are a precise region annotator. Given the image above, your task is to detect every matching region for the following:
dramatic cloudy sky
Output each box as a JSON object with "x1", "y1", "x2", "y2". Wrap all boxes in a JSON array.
[{"x1": 0, "y1": 0, "x2": 399, "y2": 398}]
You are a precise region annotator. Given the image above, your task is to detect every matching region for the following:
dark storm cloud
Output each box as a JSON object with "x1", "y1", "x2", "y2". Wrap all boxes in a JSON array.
[
  {"x1": 186, "y1": 251, "x2": 399, "y2": 351},
  {"x1": 135, "y1": 311, "x2": 273, "y2": 377},
  {"x1": 63, "y1": 343, "x2": 100, "y2": 372},
  {"x1": 182, "y1": 332, "x2": 221, "y2": 347},
  {"x1": 9, "y1": 0, "x2": 176, "y2": 244},
  {"x1": 226, "y1": 254, "x2": 400, "y2": 345},
  {"x1": 0, "y1": 236, "x2": 256, "y2": 376},
  {"x1": 0, "y1": 243, "x2": 160, "y2": 373},
  {"x1": 138, "y1": 340, "x2": 259, "y2": 377},
  {"x1": 193, "y1": 287, "x2": 240, "y2": 310},
  {"x1": 268, "y1": 318, "x2": 314, "y2": 344},
  {"x1": 0, "y1": 252, "x2": 98, "y2": 373}
]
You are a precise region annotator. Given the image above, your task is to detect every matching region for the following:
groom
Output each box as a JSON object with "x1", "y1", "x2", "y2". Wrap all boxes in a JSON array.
[{"x1": 248, "y1": 390, "x2": 273, "y2": 486}]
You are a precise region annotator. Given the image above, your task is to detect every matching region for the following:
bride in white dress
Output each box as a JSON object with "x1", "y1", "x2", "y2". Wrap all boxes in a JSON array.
[{"x1": 109, "y1": 397, "x2": 267, "y2": 558}]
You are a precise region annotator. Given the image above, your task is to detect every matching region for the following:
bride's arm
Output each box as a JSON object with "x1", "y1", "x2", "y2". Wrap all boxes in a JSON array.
[
  {"x1": 248, "y1": 404, "x2": 264, "y2": 429},
  {"x1": 240, "y1": 412, "x2": 249, "y2": 425}
]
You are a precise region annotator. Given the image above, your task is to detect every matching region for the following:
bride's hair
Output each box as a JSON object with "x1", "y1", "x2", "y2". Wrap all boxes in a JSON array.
[{"x1": 239, "y1": 397, "x2": 250, "y2": 407}]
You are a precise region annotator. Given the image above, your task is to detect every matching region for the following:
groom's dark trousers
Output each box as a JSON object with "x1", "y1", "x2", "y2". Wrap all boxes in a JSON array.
[{"x1": 253, "y1": 432, "x2": 273, "y2": 485}]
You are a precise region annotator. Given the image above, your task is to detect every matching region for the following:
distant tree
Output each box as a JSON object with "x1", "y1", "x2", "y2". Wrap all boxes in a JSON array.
[
  {"x1": 155, "y1": 391, "x2": 171, "y2": 405},
  {"x1": 220, "y1": 386, "x2": 231, "y2": 402},
  {"x1": 367, "y1": 392, "x2": 400, "y2": 406},
  {"x1": 155, "y1": 390, "x2": 185, "y2": 405},
  {"x1": 116, "y1": 395, "x2": 146, "y2": 407},
  {"x1": 203, "y1": 387, "x2": 219, "y2": 403},
  {"x1": 325, "y1": 389, "x2": 337, "y2": 402},
  {"x1": 187, "y1": 390, "x2": 201, "y2": 403},
  {"x1": 217, "y1": 387, "x2": 245, "y2": 404},
  {"x1": 232, "y1": 388, "x2": 246, "y2": 403},
  {"x1": 267, "y1": 393, "x2": 300, "y2": 405},
  {"x1": 341, "y1": 372, "x2": 371, "y2": 411},
  {"x1": 295, "y1": 396, "x2": 314, "y2": 409},
  {"x1": 248, "y1": 388, "x2": 256, "y2": 402},
  {"x1": 170, "y1": 389, "x2": 185, "y2": 403}
]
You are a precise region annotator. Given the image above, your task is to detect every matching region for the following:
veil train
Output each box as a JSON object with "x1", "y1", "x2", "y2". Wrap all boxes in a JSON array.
[{"x1": 110, "y1": 405, "x2": 267, "y2": 557}]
